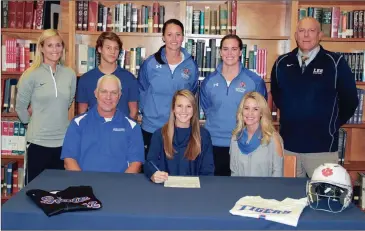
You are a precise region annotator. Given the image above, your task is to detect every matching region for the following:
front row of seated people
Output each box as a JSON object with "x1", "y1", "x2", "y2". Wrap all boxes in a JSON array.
[{"x1": 61, "y1": 74, "x2": 283, "y2": 183}]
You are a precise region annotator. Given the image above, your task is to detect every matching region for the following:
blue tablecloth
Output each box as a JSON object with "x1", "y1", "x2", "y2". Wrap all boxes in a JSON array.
[{"x1": 2, "y1": 169, "x2": 365, "y2": 230}]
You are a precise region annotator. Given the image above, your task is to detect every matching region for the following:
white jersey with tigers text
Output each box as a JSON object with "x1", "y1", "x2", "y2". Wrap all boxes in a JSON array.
[{"x1": 229, "y1": 196, "x2": 308, "y2": 227}]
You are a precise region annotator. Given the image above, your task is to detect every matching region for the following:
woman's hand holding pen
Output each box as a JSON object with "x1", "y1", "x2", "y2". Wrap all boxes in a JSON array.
[{"x1": 151, "y1": 171, "x2": 169, "y2": 183}]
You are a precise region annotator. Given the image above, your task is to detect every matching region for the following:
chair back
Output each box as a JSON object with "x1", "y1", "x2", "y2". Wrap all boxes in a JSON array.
[{"x1": 284, "y1": 155, "x2": 297, "y2": 177}]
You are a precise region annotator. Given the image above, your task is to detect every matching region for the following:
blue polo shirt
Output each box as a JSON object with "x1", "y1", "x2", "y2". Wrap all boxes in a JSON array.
[
  {"x1": 61, "y1": 105, "x2": 145, "y2": 172},
  {"x1": 76, "y1": 66, "x2": 139, "y2": 116}
]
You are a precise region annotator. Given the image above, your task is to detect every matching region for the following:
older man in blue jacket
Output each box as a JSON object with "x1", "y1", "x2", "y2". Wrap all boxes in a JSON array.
[{"x1": 271, "y1": 17, "x2": 358, "y2": 177}]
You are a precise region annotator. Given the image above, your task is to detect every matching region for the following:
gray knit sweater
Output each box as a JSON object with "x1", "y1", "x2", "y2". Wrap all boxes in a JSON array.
[
  {"x1": 15, "y1": 63, "x2": 76, "y2": 147},
  {"x1": 230, "y1": 134, "x2": 283, "y2": 177}
]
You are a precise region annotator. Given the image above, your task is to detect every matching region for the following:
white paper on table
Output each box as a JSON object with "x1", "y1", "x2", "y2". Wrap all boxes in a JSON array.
[{"x1": 164, "y1": 176, "x2": 201, "y2": 188}]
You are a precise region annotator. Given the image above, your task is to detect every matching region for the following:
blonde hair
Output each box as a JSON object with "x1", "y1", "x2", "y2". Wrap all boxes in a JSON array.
[
  {"x1": 232, "y1": 91, "x2": 275, "y2": 145},
  {"x1": 162, "y1": 90, "x2": 201, "y2": 160},
  {"x1": 20, "y1": 29, "x2": 65, "y2": 79}
]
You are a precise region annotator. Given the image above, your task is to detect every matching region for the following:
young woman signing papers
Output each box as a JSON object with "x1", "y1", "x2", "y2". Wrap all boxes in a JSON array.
[{"x1": 144, "y1": 90, "x2": 214, "y2": 183}]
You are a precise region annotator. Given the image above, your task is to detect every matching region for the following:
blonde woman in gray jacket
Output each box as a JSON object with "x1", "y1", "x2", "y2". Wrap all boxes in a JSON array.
[
  {"x1": 16, "y1": 29, "x2": 76, "y2": 184},
  {"x1": 230, "y1": 92, "x2": 283, "y2": 177}
]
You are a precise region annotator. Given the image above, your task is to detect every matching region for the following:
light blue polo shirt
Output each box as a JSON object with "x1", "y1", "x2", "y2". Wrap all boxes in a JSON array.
[{"x1": 61, "y1": 105, "x2": 145, "y2": 172}]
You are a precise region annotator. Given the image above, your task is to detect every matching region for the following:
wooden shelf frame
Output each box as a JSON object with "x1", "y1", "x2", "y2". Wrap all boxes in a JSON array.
[
  {"x1": 185, "y1": 34, "x2": 290, "y2": 40},
  {"x1": 76, "y1": 31, "x2": 162, "y2": 37},
  {"x1": 1, "y1": 112, "x2": 18, "y2": 118},
  {"x1": 1, "y1": 155, "x2": 24, "y2": 160},
  {"x1": 321, "y1": 38, "x2": 365, "y2": 42}
]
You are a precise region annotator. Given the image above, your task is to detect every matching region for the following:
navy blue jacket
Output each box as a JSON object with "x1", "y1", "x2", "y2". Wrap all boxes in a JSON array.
[
  {"x1": 138, "y1": 47, "x2": 199, "y2": 133},
  {"x1": 271, "y1": 46, "x2": 358, "y2": 153},
  {"x1": 144, "y1": 126, "x2": 214, "y2": 179}
]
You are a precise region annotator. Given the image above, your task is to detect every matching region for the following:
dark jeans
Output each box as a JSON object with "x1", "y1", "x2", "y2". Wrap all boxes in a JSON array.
[
  {"x1": 213, "y1": 146, "x2": 231, "y2": 176},
  {"x1": 26, "y1": 143, "x2": 64, "y2": 184}
]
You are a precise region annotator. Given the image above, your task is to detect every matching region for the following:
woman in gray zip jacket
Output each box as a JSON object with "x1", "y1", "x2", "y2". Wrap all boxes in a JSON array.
[
  {"x1": 15, "y1": 29, "x2": 76, "y2": 184},
  {"x1": 230, "y1": 92, "x2": 283, "y2": 177}
]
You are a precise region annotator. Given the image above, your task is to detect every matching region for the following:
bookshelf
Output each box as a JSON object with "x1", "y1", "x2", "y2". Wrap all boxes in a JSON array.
[{"x1": 1, "y1": 0, "x2": 365, "y2": 198}]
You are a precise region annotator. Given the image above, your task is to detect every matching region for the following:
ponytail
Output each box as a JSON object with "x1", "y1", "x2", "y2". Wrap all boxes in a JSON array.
[{"x1": 154, "y1": 45, "x2": 166, "y2": 65}]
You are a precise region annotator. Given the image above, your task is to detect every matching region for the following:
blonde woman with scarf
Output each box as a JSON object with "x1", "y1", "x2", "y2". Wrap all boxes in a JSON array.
[{"x1": 230, "y1": 92, "x2": 283, "y2": 177}]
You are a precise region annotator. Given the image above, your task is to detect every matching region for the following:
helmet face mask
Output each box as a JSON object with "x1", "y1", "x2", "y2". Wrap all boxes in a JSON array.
[
  {"x1": 306, "y1": 163, "x2": 353, "y2": 213},
  {"x1": 307, "y1": 182, "x2": 350, "y2": 213}
]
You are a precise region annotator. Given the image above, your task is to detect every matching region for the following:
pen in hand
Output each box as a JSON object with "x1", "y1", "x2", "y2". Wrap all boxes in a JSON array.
[
  {"x1": 149, "y1": 161, "x2": 168, "y2": 183},
  {"x1": 149, "y1": 161, "x2": 160, "y2": 171}
]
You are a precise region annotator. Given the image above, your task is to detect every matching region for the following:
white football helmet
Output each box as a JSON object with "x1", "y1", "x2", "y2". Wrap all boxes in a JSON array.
[{"x1": 306, "y1": 163, "x2": 353, "y2": 213}]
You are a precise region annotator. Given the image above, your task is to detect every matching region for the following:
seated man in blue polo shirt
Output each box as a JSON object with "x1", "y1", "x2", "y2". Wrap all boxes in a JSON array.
[{"x1": 61, "y1": 74, "x2": 144, "y2": 173}]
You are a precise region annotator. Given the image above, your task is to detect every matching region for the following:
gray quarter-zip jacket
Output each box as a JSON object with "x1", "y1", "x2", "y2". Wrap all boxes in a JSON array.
[{"x1": 15, "y1": 63, "x2": 77, "y2": 147}]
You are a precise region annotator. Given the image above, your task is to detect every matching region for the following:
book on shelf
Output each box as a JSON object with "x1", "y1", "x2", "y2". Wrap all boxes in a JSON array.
[
  {"x1": 1, "y1": 0, "x2": 61, "y2": 30},
  {"x1": 298, "y1": 7, "x2": 364, "y2": 38},
  {"x1": 76, "y1": 1, "x2": 165, "y2": 33},
  {"x1": 1, "y1": 119, "x2": 26, "y2": 156},
  {"x1": 359, "y1": 172, "x2": 365, "y2": 210},
  {"x1": 185, "y1": 0, "x2": 237, "y2": 36},
  {"x1": 1, "y1": 161, "x2": 25, "y2": 198},
  {"x1": 336, "y1": 51, "x2": 365, "y2": 83},
  {"x1": 1, "y1": 38, "x2": 37, "y2": 73},
  {"x1": 2, "y1": 78, "x2": 18, "y2": 114},
  {"x1": 338, "y1": 128, "x2": 347, "y2": 166},
  {"x1": 346, "y1": 88, "x2": 365, "y2": 124}
]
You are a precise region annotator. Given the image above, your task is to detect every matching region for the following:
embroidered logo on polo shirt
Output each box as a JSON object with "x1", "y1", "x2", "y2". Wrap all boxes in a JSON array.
[
  {"x1": 156, "y1": 64, "x2": 162, "y2": 68},
  {"x1": 181, "y1": 68, "x2": 191, "y2": 79},
  {"x1": 113, "y1": 128, "x2": 125, "y2": 132},
  {"x1": 313, "y1": 68, "x2": 323, "y2": 75},
  {"x1": 235, "y1": 81, "x2": 246, "y2": 93}
]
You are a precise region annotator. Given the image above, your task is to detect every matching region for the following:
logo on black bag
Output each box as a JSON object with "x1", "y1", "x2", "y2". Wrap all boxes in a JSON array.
[{"x1": 40, "y1": 196, "x2": 101, "y2": 209}]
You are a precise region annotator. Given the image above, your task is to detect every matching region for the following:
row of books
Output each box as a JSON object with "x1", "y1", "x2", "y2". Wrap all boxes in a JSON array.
[
  {"x1": 1, "y1": 119, "x2": 27, "y2": 156},
  {"x1": 2, "y1": 78, "x2": 17, "y2": 114},
  {"x1": 185, "y1": 0, "x2": 237, "y2": 35},
  {"x1": 338, "y1": 51, "x2": 365, "y2": 82},
  {"x1": 185, "y1": 39, "x2": 267, "y2": 79},
  {"x1": 298, "y1": 7, "x2": 365, "y2": 38},
  {"x1": 76, "y1": 44, "x2": 147, "y2": 77},
  {"x1": 76, "y1": 1, "x2": 165, "y2": 33},
  {"x1": 76, "y1": 38, "x2": 268, "y2": 80},
  {"x1": 1, "y1": 0, "x2": 61, "y2": 30},
  {"x1": 347, "y1": 88, "x2": 365, "y2": 124},
  {"x1": 1, "y1": 161, "x2": 25, "y2": 196},
  {"x1": 1, "y1": 38, "x2": 37, "y2": 73}
]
